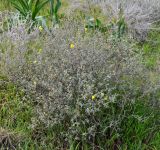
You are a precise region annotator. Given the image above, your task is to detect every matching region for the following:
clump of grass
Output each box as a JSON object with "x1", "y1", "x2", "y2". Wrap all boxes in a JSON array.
[
  {"x1": 0, "y1": 76, "x2": 62, "y2": 149},
  {"x1": 0, "y1": 128, "x2": 21, "y2": 149},
  {"x1": 0, "y1": 76, "x2": 33, "y2": 149}
]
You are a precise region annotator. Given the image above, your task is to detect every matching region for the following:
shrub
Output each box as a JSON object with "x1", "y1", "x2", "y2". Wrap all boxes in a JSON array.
[
  {"x1": 0, "y1": 17, "x2": 159, "y2": 148},
  {"x1": 90, "y1": 0, "x2": 160, "y2": 41}
]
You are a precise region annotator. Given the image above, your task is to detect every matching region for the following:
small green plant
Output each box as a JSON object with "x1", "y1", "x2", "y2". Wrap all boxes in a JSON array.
[
  {"x1": 110, "y1": 5, "x2": 127, "y2": 39},
  {"x1": 116, "y1": 4, "x2": 127, "y2": 38},
  {"x1": 85, "y1": 16, "x2": 108, "y2": 34},
  {"x1": 116, "y1": 16, "x2": 126, "y2": 38},
  {"x1": 49, "y1": 0, "x2": 62, "y2": 25},
  {"x1": 84, "y1": 9, "x2": 126, "y2": 38},
  {"x1": 9, "y1": 0, "x2": 48, "y2": 21}
]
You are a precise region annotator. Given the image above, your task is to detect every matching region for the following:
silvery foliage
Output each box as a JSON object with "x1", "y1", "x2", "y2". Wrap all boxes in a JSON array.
[
  {"x1": 0, "y1": 12, "x2": 39, "y2": 76},
  {"x1": 0, "y1": 11, "x2": 34, "y2": 32},
  {"x1": 0, "y1": 16, "x2": 153, "y2": 142},
  {"x1": 66, "y1": 0, "x2": 89, "y2": 14},
  {"x1": 89, "y1": 0, "x2": 160, "y2": 41}
]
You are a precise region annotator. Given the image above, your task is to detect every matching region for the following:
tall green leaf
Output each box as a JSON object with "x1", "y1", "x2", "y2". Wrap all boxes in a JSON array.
[
  {"x1": 9, "y1": 0, "x2": 49, "y2": 21},
  {"x1": 32, "y1": 0, "x2": 48, "y2": 20},
  {"x1": 49, "y1": 0, "x2": 62, "y2": 24}
]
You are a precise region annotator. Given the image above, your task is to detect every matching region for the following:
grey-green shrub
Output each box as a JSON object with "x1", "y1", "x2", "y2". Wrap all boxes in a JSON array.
[
  {"x1": 0, "y1": 17, "x2": 157, "y2": 148},
  {"x1": 90, "y1": 0, "x2": 160, "y2": 41}
]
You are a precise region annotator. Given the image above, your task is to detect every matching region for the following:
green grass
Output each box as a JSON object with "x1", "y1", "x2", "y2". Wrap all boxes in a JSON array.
[
  {"x1": 120, "y1": 100, "x2": 160, "y2": 150},
  {"x1": 0, "y1": 76, "x2": 49, "y2": 149},
  {"x1": 142, "y1": 30, "x2": 160, "y2": 69},
  {"x1": 0, "y1": 0, "x2": 12, "y2": 11},
  {"x1": 0, "y1": 76, "x2": 67, "y2": 149},
  {"x1": 0, "y1": 75, "x2": 34, "y2": 149}
]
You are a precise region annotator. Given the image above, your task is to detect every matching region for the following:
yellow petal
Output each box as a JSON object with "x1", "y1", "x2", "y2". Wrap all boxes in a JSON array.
[
  {"x1": 70, "y1": 43, "x2": 75, "y2": 49},
  {"x1": 39, "y1": 26, "x2": 43, "y2": 31},
  {"x1": 92, "y1": 95, "x2": 96, "y2": 100}
]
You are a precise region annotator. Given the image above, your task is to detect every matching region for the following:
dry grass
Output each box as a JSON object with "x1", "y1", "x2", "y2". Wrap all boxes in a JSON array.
[{"x1": 0, "y1": 128, "x2": 21, "y2": 150}]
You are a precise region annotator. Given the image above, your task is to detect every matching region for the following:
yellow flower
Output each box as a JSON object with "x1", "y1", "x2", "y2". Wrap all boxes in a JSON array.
[
  {"x1": 39, "y1": 26, "x2": 43, "y2": 32},
  {"x1": 92, "y1": 95, "x2": 96, "y2": 100},
  {"x1": 70, "y1": 43, "x2": 75, "y2": 49}
]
